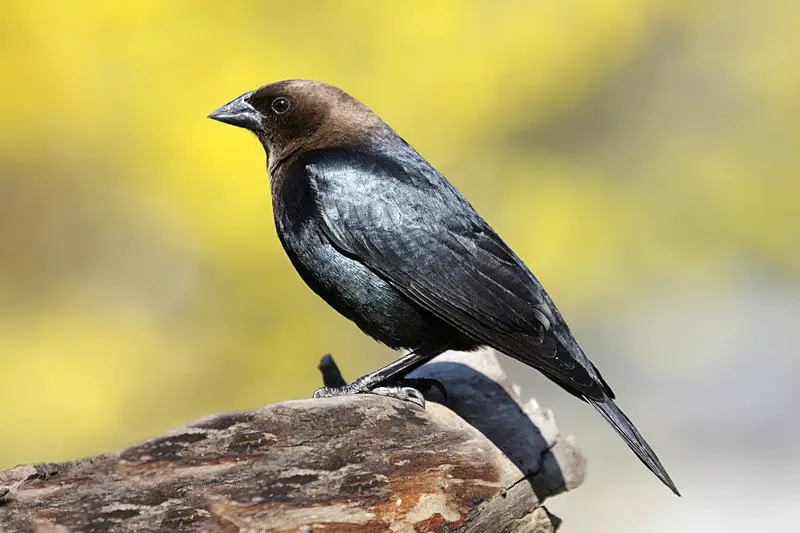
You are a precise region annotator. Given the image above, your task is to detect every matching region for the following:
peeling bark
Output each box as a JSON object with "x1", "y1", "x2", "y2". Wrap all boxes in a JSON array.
[{"x1": 0, "y1": 349, "x2": 585, "y2": 532}]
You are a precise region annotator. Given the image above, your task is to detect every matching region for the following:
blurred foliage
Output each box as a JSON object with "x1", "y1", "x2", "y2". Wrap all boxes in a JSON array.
[{"x1": 0, "y1": 0, "x2": 797, "y2": 468}]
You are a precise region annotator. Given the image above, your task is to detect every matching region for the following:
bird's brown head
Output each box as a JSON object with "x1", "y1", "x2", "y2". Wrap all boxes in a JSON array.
[{"x1": 208, "y1": 80, "x2": 383, "y2": 173}]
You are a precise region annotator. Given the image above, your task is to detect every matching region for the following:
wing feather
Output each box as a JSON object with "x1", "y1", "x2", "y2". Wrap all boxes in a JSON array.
[{"x1": 307, "y1": 150, "x2": 606, "y2": 399}]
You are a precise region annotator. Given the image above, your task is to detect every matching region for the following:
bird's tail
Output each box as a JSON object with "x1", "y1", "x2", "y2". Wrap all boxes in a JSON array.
[{"x1": 586, "y1": 397, "x2": 680, "y2": 496}]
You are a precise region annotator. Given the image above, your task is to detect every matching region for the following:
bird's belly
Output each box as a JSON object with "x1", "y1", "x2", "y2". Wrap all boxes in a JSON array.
[{"x1": 280, "y1": 224, "x2": 449, "y2": 352}]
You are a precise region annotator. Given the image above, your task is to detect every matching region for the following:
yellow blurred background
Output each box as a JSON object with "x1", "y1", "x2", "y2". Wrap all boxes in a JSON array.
[{"x1": 1, "y1": 1, "x2": 798, "y2": 531}]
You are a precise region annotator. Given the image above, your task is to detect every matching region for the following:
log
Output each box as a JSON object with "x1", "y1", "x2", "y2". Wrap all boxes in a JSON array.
[{"x1": 0, "y1": 349, "x2": 585, "y2": 532}]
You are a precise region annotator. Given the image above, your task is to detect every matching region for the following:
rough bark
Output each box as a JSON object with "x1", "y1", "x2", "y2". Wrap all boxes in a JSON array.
[{"x1": 0, "y1": 349, "x2": 585, "y2": 532}]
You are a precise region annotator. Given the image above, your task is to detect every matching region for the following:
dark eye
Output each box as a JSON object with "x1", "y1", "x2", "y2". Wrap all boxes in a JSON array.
[{"x1": 271, "y1": 97, "x2": 291, "y2": 114}]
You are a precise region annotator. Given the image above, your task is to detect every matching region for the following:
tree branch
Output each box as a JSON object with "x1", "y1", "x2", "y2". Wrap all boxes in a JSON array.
[{"x1": 0, "y1": 349, "x2": 585, "y2": 532}]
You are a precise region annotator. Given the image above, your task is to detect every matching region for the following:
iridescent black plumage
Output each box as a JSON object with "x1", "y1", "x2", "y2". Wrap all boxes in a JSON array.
[{"x1": 209, "y1": 80, "x2": 679, "y2": 495}]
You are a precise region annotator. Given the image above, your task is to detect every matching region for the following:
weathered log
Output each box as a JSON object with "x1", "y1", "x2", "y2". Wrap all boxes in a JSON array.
[{"x1": 0, "y1": 349, "x2": 585, "y2": 532}]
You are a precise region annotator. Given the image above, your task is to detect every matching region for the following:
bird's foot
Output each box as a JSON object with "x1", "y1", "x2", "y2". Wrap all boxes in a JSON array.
[
  {"x1": 312, "y1": 377, "x2": 447, "y2": 408},
  {"x1": 312, "y1": 354, "x2": 447, "y2": 409},
  {"x1": 370, "y1": 386, "x2": 427, "y2": 408},
  {"x1": 312, "y1": 381, "x2": 367, "y2": 399},
  {"x1": 313, "y1": 382, "x2": 425, "y2": 407}
]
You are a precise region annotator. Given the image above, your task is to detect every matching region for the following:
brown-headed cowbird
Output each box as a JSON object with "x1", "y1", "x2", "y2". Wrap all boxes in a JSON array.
[{"x1": 208, "y1": 80, "x2": 679, "y2": 495}]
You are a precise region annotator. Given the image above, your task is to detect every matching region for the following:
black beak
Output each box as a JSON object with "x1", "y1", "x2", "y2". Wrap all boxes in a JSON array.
[{"x1": 208, "y1": 91, "x2": 261, "y2": 130}]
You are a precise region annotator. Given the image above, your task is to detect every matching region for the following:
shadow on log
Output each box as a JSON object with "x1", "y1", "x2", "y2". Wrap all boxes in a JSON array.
[{"x1": 0, "y1": 349, "x2": 585, "y2": 532}]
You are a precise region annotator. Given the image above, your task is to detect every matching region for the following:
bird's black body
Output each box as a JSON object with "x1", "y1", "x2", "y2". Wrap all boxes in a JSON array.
[
  {"x1": 272, "y1": 149, "x2": 466, "y2": 357},
  {"x1": 274, "y1": 128, "x2": 606, "y2": 398},
  {"x1": 208, "y1": 79, "x2": 680, "y2": 496}
]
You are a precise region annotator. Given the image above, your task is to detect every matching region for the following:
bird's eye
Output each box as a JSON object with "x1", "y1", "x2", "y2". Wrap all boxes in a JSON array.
[{"x1": 271, "y1": 97, "x2": 291, "y2": 114}]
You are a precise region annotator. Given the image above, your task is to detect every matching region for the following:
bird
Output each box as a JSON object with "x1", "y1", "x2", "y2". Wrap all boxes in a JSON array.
[{"x1": 208, "y1": 79, "x2": 679, "y2": 496}]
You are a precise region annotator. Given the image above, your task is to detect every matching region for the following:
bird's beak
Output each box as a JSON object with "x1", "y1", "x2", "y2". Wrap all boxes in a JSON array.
[{"x1": 208, "y1": 91, "x2": 261, "y2": 131}]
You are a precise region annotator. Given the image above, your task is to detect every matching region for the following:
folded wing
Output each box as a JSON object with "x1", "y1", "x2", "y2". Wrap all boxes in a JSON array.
[{"x1": 306, "y1": 149, "x2": 607, "y2": 401}]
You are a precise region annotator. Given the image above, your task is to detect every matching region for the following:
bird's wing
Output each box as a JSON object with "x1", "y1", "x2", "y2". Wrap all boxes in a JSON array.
[{"x1": 306, "y1": 150, "x2": 606, "y2": 400}]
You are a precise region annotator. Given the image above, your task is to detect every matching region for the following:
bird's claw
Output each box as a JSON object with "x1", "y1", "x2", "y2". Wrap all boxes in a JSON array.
[
  {"x1": 399, "y1": 378, "x2": 448, "y2": 403},
  {"x1": 371, "y1": 386, "x2": 426, "y2": 408},
  {"x1": 312, "y1": 382, "x2": 426, "y2": 408}
]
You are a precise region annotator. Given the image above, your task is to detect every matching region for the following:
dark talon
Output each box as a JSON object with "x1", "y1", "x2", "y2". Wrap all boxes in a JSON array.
[
  {"x1": 398, "y1": 378, "x2": 448, "y2": 403},
  {"x1": 371, "y1": 386, "x2": 426, "y2": 408}
]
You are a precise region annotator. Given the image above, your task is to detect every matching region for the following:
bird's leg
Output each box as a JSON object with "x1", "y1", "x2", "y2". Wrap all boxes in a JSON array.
[{"x1": 313, "y1": 351, "x2": 434, "y2": 407}]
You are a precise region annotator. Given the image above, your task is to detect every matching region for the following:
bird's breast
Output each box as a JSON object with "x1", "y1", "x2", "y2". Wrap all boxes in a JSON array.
[{"x1": 271, "y1": 180, "x2": 446, "y2": 352}]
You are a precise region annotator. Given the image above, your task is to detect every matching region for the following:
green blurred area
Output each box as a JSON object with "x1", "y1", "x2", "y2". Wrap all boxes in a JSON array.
[{"x1": 0, "y1": 0, "x2": 797, "y2": 471}]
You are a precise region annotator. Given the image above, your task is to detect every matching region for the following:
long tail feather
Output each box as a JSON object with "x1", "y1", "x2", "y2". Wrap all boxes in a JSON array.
[{"x1": 587, "y1": 397, "x2": 680, "y2": 496}]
